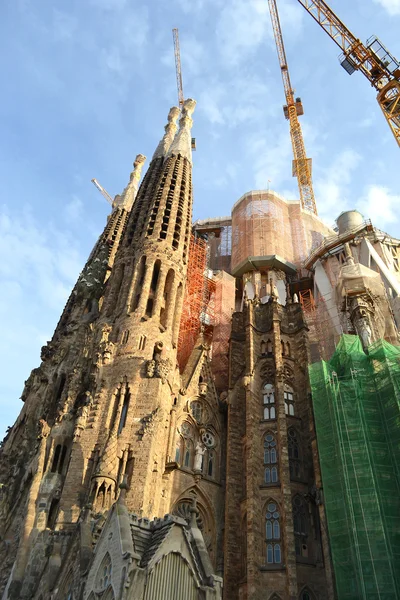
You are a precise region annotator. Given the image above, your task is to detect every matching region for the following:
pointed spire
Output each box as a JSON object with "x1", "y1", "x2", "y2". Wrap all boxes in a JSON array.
[
  {"x1": 113, "y1": 153, "x2": 147, "y2": 211},
  {"x1": 167, "y1": 98, "x2": 196, "y2": 163},
  {"x1": 152, "y1": 106, "x2": 180, "y2": 160}
]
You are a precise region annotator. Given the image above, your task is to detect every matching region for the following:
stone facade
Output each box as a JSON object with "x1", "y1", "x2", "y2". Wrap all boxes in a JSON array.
[{"x1": 1, "y1": 97, "x2": 399, "y2": 600}]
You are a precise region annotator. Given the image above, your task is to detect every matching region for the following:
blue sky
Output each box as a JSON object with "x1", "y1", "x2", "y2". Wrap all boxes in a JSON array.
[{"x1": 0, "y1": 0, "x2": 399, "y2": 436}]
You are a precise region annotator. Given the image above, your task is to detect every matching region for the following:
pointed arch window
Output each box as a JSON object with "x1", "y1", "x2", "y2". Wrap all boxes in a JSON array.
[
  {"x1": 265, "y1": 502, "x2": 282, "y2": 564},
  {"x1": 293, "y1": 496, "x2": 308, "y2": 558},
  {"x1": 96, "y1": 552, "x2": 113, "y2": 592},
  {"x1": 284, "y1": 384, "x2": 295, "y2": 416},
  {"x1": 263, "y1": 383, "x2": 276, "y2": 420},
  {"x1": 117, "y1": 386, "x2": 130, "y2": 435},
  {"x1": 190, "y1": 400, "x2": 203, "y2": 423},
  {"x1": 288, "y1": 428, "x2": 301, "y2": 479},
  {"x1": 300, "y1": 590, "x2": 314, "y2": 600},
  {"x1": 176, "y1": 421, "x2": 194, "y2": 470},
  {"x1": 264, "y1": 434, "x2": 278, "y2": 484}
]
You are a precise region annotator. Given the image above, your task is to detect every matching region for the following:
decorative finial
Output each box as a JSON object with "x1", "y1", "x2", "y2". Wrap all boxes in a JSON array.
[
  {"x1": 152, "y1": 106, "x2": 180, "y2": 160},
  {"x1": 166, "y1": 98, "x2": 197, "y2": 164},
  {"x1": 114, "y1": 154, "x2": 147, "y2": 212}
]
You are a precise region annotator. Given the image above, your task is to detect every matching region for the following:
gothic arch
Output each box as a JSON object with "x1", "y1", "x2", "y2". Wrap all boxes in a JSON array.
[
  {"x1": 299, "y1": 587, "x2": 316, "y2": 600},
  {"x1": 268, "y1": 595, "x2": 283, "y2": 600}
]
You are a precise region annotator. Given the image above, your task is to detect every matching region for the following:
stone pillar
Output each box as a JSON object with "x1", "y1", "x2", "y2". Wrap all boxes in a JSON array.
[
  {"x1": 271, "y1": 302, "x2": 297, "y2": 600},
  {"x1": 152, "y1": 267, "x2": 168, "y2": 320},
  {"x1": 137, "y1": 259, "x2": 155, "y2": 314}
]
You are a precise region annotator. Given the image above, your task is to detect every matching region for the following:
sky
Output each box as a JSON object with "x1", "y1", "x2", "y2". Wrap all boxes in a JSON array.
[{"x1": 0, "y1": 0, "x2": 399, "y2": 437}]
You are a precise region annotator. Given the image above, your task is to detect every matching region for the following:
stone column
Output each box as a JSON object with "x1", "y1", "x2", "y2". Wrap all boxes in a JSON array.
[
  {"x1": 152, "y1": 266, "x2": 168, "y2": 320},
  {"x1": 137, "y1": 259, "x2": 155, "y2": 314},
  {"x1": 271, "y1": 301, "x2": 298, "y2": 600}
]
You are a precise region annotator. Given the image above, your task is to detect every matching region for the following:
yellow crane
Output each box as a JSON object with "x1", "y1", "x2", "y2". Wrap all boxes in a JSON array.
[
  {"x1": 268, "y1": 0, "x2": 318, "y2": 215},
  {"x1": 172, "y1": 28, "x2": 184, "y2": 108},
  {"x1": 296, "y1": 0, "x2": 400, "y2": 148}
]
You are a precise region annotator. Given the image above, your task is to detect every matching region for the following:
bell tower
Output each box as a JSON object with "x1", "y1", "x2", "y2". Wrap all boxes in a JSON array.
[{"x1": 0, "y1": 99, "x2": 198, "y2": 599}]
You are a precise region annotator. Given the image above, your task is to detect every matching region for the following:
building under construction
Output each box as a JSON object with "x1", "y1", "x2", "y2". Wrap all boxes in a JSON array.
[{"x1": 0, "y1": 1, "x2": 399, "y2": 599}]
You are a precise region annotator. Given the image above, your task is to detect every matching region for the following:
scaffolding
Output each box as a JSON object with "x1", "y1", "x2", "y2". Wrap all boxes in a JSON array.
[
  {"x1": 299, "y1": 288, "x2": 341, "y2": 362},
  {"x1": 178, "y1": 235, "x2": 215, "y2": 372},
  {"x1": 211, "y1": 271, "x2": 235, "y2": 390},
  {"x1": 309, "y1": 335, "x2": 400, "y2": 600},
  {"x1": 231, "y1": 191, "x2": 333, "y2": 272}
]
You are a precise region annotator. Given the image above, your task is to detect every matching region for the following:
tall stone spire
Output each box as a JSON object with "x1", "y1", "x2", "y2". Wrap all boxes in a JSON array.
[
  {"x1": 152, "y1": 106, "x2": 180, "y2": 160},
  {"x1": 113, "y1": 153, "x2": 147, "y2": 211},
  {"x1": 167, "y1": 98, "x2": 196, "y2": 163}
]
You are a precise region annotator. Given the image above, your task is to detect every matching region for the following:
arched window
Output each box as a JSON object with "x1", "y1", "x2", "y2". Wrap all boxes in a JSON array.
[
  {"x1": 190, "y1": 401, "x2": 202, "y2": 423},
  {"x1": 293, "y1": 496, "x2": 308, "y2": 558},
  {"x1": 261, "y1": 339, "x2": 272, "y2": 356},
  {"x1": 117, "y1": 387, "x2": 130, "y2": 435},
  {"x1": 286, "y1": 342, "x2": 291, "y2": 357},
  {"x1": 264, "y1": 434, "x2": 278, "y2": 484},
  {"x1": 263, "y1": 383, "x2": 276, "y2": 420},
  {"x1": 51, "y1": 444, "x2": 68, "y2": 474},
  {"x1": 300, "y1": 590, "x2": 314, "y2": 600},
  {"x1": 288, "y1": 428, "x2": 301, "y2": 479},
  {"x1": 281, "y1": 341, "x2": 285, "y2": 356},
  {"x1": 176, "y1": 422, "x2": 194, "y2": 469},
  {"x1": 138, "y1": 334, "x2": 146, "y2": 350},
  {"x1": 284, "y1": 384, "x2": 295, "y2": 416},
  {"x1": 207, "y1": 450, "x2": 214, "y2": 477},
  {"x1": 265, "y1": 502, "x2": 281, "y2": 564},
  {"x1": 96, "y1": 552, "x2": 112, "y2": 592}
]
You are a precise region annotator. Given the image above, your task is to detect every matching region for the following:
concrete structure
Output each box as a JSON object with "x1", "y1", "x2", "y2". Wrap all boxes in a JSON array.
[{"x1": 0, "y1": 98, "x2": 399, "y2": 600}]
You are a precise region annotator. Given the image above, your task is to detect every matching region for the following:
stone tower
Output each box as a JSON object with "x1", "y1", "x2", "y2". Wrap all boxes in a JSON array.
[
  {"x1": 224, "y1": 276, "x2": 334, "y2": 600},
  {"x1": 0, "y1": 99, "x2": 224, "y2": 600}
]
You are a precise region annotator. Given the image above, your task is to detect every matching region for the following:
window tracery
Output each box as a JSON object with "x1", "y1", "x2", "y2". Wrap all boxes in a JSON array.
[
  {"x1": 263, "y1": 383, "x2": 276, "y2": 420},
  {"x1": 190, "y1": 400, "x2": 203, "y2": 423},
  {"x1": 284, "y1": 384, "x2": 295, "y2": 416},
  {"x1": 264, "y1": 434, "x2": 278, "y2": 484},
  {"x1": 265, "y1": 502, "x2": 282, "y2": 564},
  {"x1": 96, "y1": 553, "x2": 112, "y2": 592}
]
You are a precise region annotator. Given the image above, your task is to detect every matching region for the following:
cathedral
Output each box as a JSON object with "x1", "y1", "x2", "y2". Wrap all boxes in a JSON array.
[{"x1": 0, "y1": 97, "x2": 399, "y2": 600}]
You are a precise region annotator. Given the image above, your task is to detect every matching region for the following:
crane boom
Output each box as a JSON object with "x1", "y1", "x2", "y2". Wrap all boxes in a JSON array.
[
  {"x1": 296, "y1": 0, "x2": 400, "y2": 147},
  {"x1": 91, "y1": 178, "x2": 114, "y2": 205},
  {"x1": 172, "y1": 28, "x2": 184, "y2": 107},
  {"x1": 268, "y1": 0, "x2": 318, "y2": 215}
]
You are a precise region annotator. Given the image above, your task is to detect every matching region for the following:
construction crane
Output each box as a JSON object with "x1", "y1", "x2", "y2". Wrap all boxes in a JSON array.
[
  {"x1": 296, "y1": 0, "x2": 400, "y2": 148},
  {"x1": 91, "y1": 178, "x2": 113, "y2": 205},
  {"x1": 172, "y1": 28, "x2": 184, "y2": 107},
  {"x1": 268, "y1": 0, "x2": 318, "y2": 215}
]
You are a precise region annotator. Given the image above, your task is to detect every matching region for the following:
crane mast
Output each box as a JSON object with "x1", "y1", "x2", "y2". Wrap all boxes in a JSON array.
[
  {"x1": 268, "y1": 0, "x2": 318, "y2": 215},
  {"x1": 91, "y1": 178, "x2": 114, "y2": 206},
  {"x1": 296, "y1": 0, "x2": 400, "y2": 147},
  {"x1": 172, "y1": 28, "x2": 184, "y2": 107}
]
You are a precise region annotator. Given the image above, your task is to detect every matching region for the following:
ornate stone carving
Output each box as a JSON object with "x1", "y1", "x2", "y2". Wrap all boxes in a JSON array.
[{"x1": 138, "y1": 408, "x2": 161, "y2": 440}]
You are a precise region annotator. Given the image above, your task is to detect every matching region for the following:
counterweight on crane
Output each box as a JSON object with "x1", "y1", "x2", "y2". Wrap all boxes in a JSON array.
[
  {"x1": 296, "y1": 0, "x2": 400, "y2": 148},
  {"x1": 268, "y1": 0, "x2": 318, "y2": 215},
  {"x1": 172, "y1": 28, "x2": 184, "y2": 107}
]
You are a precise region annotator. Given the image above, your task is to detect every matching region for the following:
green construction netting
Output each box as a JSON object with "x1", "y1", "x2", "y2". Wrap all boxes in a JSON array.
[{"x1": 309, "y1": 335, "x2": 400, "y2": 600}]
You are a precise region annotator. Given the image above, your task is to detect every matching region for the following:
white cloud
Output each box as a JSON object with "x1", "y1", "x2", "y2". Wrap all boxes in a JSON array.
[
  {"x1": 216, "y1": 0, "x2": 303, "y2": 67},
  {"x1": 217, "y1": 0, "x2": 270, "y2": 67},
  {"x1": 64, "y1": 195, "x2": 83, "y2": 222},
  {"x1": 373, "y1": 0, "x2": 400, "y2": 15},
  {"x1": 356, "y1": 185, "x2": 399, "y2": 229},
  {"x1": 314, "y1": 148, "x2": 361, "y2": 223},
  {"x1": 247, "y1": 129, "x2": 294, "y2": 190}
]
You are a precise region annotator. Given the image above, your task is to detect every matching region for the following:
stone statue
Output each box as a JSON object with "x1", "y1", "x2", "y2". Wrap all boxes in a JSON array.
[
  {"x1": 194, "y1": 442, "x2": 206, "y2": 471},
  {"x1": 357, "y1": 318, "x2": 373, "y2": 349},
  {"x1": 293, "y1": 293, "x2": 299, "y2": 304}
]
